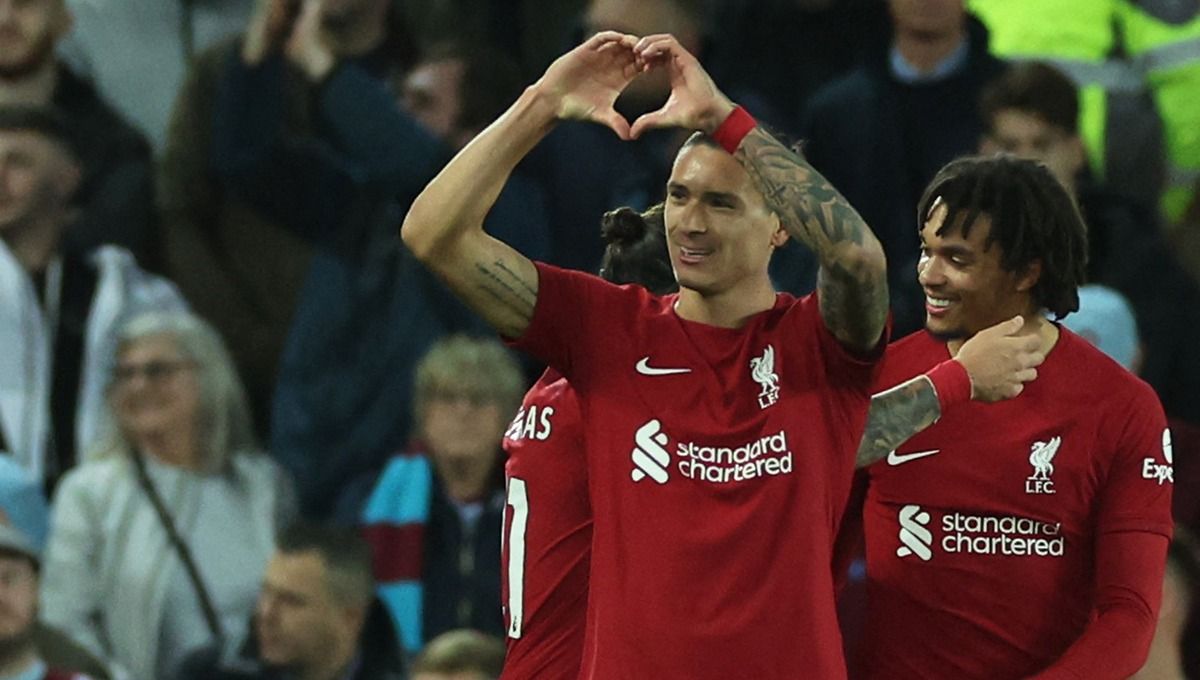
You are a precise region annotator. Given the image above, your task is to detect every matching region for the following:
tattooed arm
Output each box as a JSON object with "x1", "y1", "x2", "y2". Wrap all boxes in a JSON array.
[
  {"x1": 856, "y1": 316, "x2": 1046, "y2": 468},
  {"x1": 856, "y1": 376, "x2": 942, "y2": 468},
  {"x1": 735, "y1": 130, "x2": 888, "y2": 351},
  {"x1": 629, "y1": 35, "x2": 886, "y2": 351},
  {"x1": 402, "y1": 32, "x2": 640, "y2": 338}
]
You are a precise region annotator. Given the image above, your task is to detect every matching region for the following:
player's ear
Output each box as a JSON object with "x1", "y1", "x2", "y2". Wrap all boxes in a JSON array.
[
  {"x1": 769, "y1": 212, "x2": 789, "y2": 248},
  {"x1": 1015, "y1": 259, "x2": 1042, "y2": 292}
]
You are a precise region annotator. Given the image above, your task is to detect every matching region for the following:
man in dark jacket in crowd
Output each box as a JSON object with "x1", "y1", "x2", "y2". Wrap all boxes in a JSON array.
[{"x1": 179, "y1": 522, "x2": 406, "y2": 680}]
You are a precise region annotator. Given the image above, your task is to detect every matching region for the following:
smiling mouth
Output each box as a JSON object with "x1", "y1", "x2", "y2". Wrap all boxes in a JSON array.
[
  {"x1": 678, "y1": 246, "x2": 711, "y2": 264},
  {"x1": 925, "y1": 294, "x2": 954, "y2": 316}
]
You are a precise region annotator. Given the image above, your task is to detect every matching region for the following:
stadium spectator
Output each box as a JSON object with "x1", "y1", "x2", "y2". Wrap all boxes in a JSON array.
[
  {"x1": 412, "y1": 630, "x2": 505, "y2": 680},
  {"x1": 979, "y1": 60, "x2": 1200, "y2": 426},
  {"x1": 351, "y1": 336, "x2": 522, "y2": 651},
  {"x1": 0, "y1": 107, "x2": 184, "y2": 492},
  {"x1": 0, "y1": 0, "x2": 156, "y2": 268},
  {"x1": 0, "y1": 520, "x2": 92, "y2": 680},
  {"x1": 799, "y1": 0, "x2": 1008, "y2": 336},
  {"x1": 179, "y1": 522, "x2": 406, "y2": 680},
  {"x1": 264, "y1": 39, "x2": 552, "y2": 518},
  {"x1": 158, "y1": 0, "x2": 417, "y2": 437},
  {"x1": 40, "y1": 311, "x2": 295, "y2": 680}
]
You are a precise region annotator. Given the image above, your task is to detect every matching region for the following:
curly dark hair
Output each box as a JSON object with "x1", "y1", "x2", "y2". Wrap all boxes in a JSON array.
[{"x1": 917, "y1": 154, "x2": 1088, "y2": 319}]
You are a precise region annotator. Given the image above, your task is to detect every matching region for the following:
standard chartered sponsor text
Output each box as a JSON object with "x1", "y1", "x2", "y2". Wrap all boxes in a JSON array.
[
  {"x1": 676, "y1": 431, "x2": 793, "y2": 483},
  {"x1": 940, "y1": 512, "x2": 1064, "y2": 557}
]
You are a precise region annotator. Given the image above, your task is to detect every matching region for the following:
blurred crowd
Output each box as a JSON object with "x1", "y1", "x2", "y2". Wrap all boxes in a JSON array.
[{"x1": 0, "y1": 0, "x2": 1198, "y2": 678}]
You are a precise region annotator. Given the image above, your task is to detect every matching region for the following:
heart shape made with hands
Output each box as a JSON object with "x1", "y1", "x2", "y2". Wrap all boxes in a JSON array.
[{"x1": 552, "y1": 32, "x2": 734, "y2": 142}]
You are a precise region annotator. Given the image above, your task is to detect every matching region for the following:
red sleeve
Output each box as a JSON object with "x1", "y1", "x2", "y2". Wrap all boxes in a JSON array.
[
  {"x1": 1026, "y1": 530, "x2": 1168, "y2": 680},
  {"x1": 1030, "y1": 382, "x2": 1174, "y2": 679},
  {"x1": 1095, "y1": 384, "x2": 1174, "y2": 537},
  {"x1": 506, "y1": 262, "x2": 628, "y2": 383}
]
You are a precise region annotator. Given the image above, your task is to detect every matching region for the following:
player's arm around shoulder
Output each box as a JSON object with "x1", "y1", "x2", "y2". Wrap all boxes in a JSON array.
[{"x1": 855, "y1": 317, "x2": 1044, "y2": 468}]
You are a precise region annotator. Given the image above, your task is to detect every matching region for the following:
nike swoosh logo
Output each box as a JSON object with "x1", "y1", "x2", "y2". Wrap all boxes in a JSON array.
[
  {"x1": 887, "y1": 449, "x2": 941, "y2": 466},
  {"x1": 635, "y1": 357, "x2": 692, "y2": 376}
]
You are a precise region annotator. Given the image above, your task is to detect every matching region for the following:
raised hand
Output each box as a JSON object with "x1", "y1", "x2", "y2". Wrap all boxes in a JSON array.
[
  {"x1": 629, "y1": 34, "x2": 735, "y2": 139},
  {"x1": 242, "y1": 0, "x2": 299, "y2": 65},
  {"x1": 538, "y1": 32, "x2": 640, "y2": 140},
  {"x1": 954, "y1": 316, "x2": 1046, "y2": 402},
  {"x1": 285, "y1": 0, "x2": 335, "y2": 82}
]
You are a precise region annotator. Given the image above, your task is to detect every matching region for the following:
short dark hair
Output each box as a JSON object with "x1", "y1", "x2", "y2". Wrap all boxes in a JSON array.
[
  {"x1": 0, "y1": 106, "x2": 80, "y2": 160},
  {"x1": 980, "y1": 62, "x2": 1079, "y2": 135},
  {"x1": 421, "y1": 42, "x2": 523, "y2": 135},
  {"x1": 599, "y1": 203, "x2": 677, "y2": 295},
  {"x1": 411, "y1": 629, "x2": 505, "y2": 678},
  {"x1": 916, "y1": 154, "x2": 1088, "y2": 319},
  {"x1": 276, "y1": 522, "x2": 375, "y2": 609}
]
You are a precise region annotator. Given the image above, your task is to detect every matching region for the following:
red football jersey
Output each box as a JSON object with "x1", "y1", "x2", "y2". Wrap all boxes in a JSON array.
[
  {"x1": 863, "y1": 329, "x2": 1174, "y2": 679},
  {"x1": 500, "y1": 369, "x2": 590, "y2": 679},
  {"x1": 510, "y1": 263, "x2": 883, "y2": 679}
]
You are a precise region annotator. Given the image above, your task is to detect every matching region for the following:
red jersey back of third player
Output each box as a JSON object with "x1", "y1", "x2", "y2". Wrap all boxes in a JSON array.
[{"x1": 500, "y1": 368, "x2": 589, "y2": 679}]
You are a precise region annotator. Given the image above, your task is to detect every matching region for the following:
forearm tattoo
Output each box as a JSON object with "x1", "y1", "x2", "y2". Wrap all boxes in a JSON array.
[
  {"x1": 735, "y1": 127, "x2": 888, "y2": 349},
  {"x1": 856, "y1": 377, "x2": 943, "y2": 468},
  {"x1": 473, "y1": 258, "x2": 536, "y2": 336}
]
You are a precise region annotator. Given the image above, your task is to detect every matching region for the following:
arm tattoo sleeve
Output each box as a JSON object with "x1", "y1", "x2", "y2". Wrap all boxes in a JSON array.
[
  {"x1": 856, "y1": 376, "x2": 943, "y2": 468},
  {"x1": 735, "y1": 127, "x2": 888, "y2": 350}
]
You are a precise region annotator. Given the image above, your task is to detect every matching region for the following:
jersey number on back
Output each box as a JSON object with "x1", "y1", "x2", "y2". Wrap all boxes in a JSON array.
[{"x1": 506, "y1": 477, "x2": 529, "y2": 639}]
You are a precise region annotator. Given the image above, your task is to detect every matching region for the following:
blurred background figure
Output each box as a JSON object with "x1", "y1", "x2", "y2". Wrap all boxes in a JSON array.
[
  {"x1": 267, "y1": 38, "x2": 550, "y2": 519},
  {"x1": 0, "y1": 459, "x2": 108, "y2": 680},
  {"x1": 411, "y1": 629, "x2": 505, "y2": 680},
  {"x1": 0, "y1": 106, "x2": 185, "y2": 493},
  {"x1": 345, "y1": 335, "x2": 522, "y2": 652},
  {"x1": 798, "y1": 0, "x2": 1008, "y2": 336},
  {"x1": 180, "y1": 521, "x2": 406, "y2": 680},
  {"x1": 40, "y1": 311, "x2": 295, "y2": 680},
  {"x1": 57, "y1": 0, "x2": 252, "y2": 154},
  {"x1": 979, "y1": 61, "x2": 1200, "y2": 427},
  {"x1": 1132, "y1": 529, "x2": 1200, "y2": 680},
  {"x1": 0, "y1": 0, "x2": 155, "y2": 268},
  {"x1": 158, "y1": 0, "x2": 420, "y2": 440},
  {"x1": 0, "y1": 520, "x2": 94, "y2": 680},
  {"x1": 707, "y1": 0, "x2": 888, "y2": 127},
  {"x1": 968, "y1": 0, "x2": 1200, "y2": 246}
]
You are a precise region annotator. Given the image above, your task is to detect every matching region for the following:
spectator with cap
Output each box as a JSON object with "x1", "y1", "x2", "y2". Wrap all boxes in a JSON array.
[
  {"x1": 0, "y1": 518, "x2": 93, "y2": 680},
  {"x1": 410, "y1": 630, "x2": 505, "y2": 680},
  {"x1": 0, "y1": 459, "x2": 106, "y2": 680},
  {"x1": 0, "y1": 106, "x2": 185, "y2": 493},
  {"x1": 0, "y1": 0, "x2": 156, "y2": 268}
]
